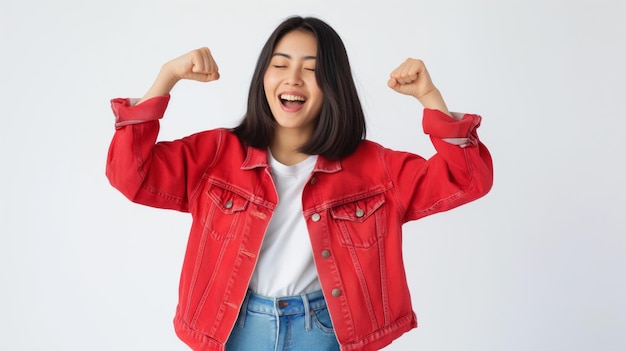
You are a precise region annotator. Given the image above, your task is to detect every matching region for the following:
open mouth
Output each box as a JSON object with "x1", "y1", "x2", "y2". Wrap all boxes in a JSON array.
[{"x1": 280, "y1": 93, "x2": 306, "y2": 108}]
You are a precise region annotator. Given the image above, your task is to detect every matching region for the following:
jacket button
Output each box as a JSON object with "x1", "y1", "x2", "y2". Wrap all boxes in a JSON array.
[
  {"x1": 355, "y1": 208, "x2": 364, "y2": 218},
  {"x1": 225, "y1": 200, "x2": 233, "y2": 209},
  {"x1": 331, "y1": 288, "x2": 341, "y2": 297},
  {"x1": 311, "y1": 213, "x2": 321, "y2": 222},
  {"x1": 321, "y1": 250, "x2": 331, "y2": 258},
  {"x1": 310, "y1": 177, "x2": 317, "y2": 185}
]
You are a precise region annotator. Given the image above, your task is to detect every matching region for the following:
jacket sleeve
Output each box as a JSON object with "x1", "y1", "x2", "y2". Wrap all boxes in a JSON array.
[
  {"x1": 105, "y1": 95, "x2": 221, "y2": 212},
  {"x1": 386, "y1": 108, "x2": 494, "y2": 222}
]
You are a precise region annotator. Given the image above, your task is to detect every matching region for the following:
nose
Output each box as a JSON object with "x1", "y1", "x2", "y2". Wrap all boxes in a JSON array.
[{"x1": 285, "y1": 67, "x2": 303, "y2": 86}]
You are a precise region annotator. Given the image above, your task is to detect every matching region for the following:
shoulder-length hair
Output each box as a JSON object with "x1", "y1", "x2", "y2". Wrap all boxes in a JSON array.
[{"x1": 232, "y1": 16, "x2": 366, "y2": 159}]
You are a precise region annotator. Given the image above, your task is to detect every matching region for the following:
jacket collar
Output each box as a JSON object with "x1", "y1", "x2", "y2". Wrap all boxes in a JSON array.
[
  {"x1": 241, "y1": 146, "x2": 342, "y2": 174},
  {"x1": 313, "y1": 154, "x2": 342, "y2": 174},
  {"x1": 241, "y1": 146, "x2": 268, "y2": 170}
]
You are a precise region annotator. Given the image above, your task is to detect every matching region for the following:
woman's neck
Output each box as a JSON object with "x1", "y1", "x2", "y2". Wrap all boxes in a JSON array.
[{"x1": 270, "y1": 128, "x2": 313, "y2": 166}]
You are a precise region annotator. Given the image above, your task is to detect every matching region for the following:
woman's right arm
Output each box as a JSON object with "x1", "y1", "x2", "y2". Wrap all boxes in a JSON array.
[
  {"x1": 138, "y1": 47, "x2": 220, "y2": 104},
  {"x1": 106, "y1": 48, "x2": 221, "y2": 212}
]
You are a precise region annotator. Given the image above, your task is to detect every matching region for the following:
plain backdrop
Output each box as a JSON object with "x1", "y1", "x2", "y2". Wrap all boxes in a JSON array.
[{"x1": 1, "y1": 0, "x2": 624, "y2": 350}]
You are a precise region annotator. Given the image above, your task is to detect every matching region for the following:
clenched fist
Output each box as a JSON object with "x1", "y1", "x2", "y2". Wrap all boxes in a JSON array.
[
  {"x1": 387, "y1": 58, "x2": 435, "y2": 98},
  {"x1": 387, "y1": 58, "x2": 451, "y2": 117},
  {"x1": 137, "y1": 48, "x2": 220, "y2": 104},
  {"x1": 164, "y1": 47, "x2": 220, "y2": 83}
]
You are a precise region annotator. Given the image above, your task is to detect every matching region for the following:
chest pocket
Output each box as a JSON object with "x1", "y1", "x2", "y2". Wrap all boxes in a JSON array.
[
  {"x1": 330, "y1": 193, "x2": 387, "y2": 248},
  {"x1": 202, "y1": 185, "x2": 250, "y2": 240}
]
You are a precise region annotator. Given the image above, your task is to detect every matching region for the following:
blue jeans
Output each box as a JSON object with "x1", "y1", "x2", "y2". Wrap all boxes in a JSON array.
[{"x1": 226, "y1": 290, "x2": 340, "y2": 351}]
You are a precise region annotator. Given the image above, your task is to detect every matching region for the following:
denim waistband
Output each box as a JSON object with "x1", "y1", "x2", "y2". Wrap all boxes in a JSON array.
[{"x1": 242, "y1": 290, "x2": 327, "y2": 316}]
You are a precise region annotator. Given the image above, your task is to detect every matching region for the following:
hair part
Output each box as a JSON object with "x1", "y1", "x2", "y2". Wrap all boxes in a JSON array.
[{"x1": 232, "y1": 16, "x2": 366, "y2": 159}]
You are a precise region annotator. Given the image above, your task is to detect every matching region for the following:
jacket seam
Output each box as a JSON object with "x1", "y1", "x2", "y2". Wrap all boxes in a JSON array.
[
  {"x1": 131, "y1": 122, "x2": 190, "y2": 208},
  {"x1": 189, "y1": 129, "x2": 224, "y2": 207},
  {"x1": 175, "y1": 315, "x2": 224, "y2": 350},
  {"x1": 380, "y1": 146, "x2": 408, "y2": 221},
  {"x1": 407, "y1": 143, "x2": 477, "y2": 219},
  {"x1": 339, "y1": 312, "x2": 415, "y2": 351}
]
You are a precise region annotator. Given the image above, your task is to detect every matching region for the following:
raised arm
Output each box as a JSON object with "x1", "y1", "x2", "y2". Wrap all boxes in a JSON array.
[
  {"x1": 106, "y1": 48, "x2": 222, "y2": 212},
  {"x1": 386, "y1": 58, "x2": 493, "y2": 221},
  {"x1": 137, "y1": 47, "x2": 220, "y2": 104}
]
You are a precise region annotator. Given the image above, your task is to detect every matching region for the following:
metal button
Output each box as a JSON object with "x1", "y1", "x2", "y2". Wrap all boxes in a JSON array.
[
  {"x1": 225, "y1": 200, "x2": 233, "y2": 209},
  {"x1": 311, "y1": 213, "x2": 321, "y2": 222},
  {"x1": 321, "y1": 250, "x2": 331, "y2": 258},
  {"x1": 277, "y1": 300, "x2": 289, "y2": 308},
  {"x1": 355, "y1": 208, "x2": 364, "y2": 218},
  {"x1": 331, "y1": 288, "x2": 341, "y2": 297}
]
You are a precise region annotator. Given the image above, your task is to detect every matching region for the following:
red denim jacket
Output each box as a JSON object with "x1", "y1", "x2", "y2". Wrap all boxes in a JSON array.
[{"x1": 106, "y1": 95, "x2": 493, "y2": 351}]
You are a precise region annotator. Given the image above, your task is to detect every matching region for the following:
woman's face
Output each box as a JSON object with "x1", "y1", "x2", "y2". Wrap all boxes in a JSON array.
[{"x1": 263, "y1": 30, "x2": 323, "y2": 138}]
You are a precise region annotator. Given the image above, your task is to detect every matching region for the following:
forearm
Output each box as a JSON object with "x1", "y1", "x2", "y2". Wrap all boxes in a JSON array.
[
  {"x1": 106, "y1": 120, "x2": 161, "y2": 202},
  {"x1": 398, "y1": 110, "x2": 493, "y2": 221},
  {"x1": 137, "y1": 66, "x2": 180, "y2": 105},
  {"x1": 415, "y1": 88, "x2": 454, "y2": 119},
  {"x1": 136, "y1": 47, "x2": 220, "y2": 105}
]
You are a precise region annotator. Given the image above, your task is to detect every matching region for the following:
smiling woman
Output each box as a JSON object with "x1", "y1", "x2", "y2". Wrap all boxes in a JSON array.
[
  {"x1": 105, "y1": 15, "x2": 493, "y2": 351},
  {"x1": 262, "y1": 30, "x2": 324, "y2": 165},
  {"x1": 233, "y1": 17, "x2": 367, "y2": 162}
]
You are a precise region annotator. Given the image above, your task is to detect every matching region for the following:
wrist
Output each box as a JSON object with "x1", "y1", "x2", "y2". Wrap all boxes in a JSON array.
[
  {"x1": 157, "y1": 64, "x2": 181, "y2": 88},
  {"x1": 136, "y1": 67, "x2": 179, "y2": 105},
  {"x1": 416, "y1": 88, "x2": 451, "y2": 117}
]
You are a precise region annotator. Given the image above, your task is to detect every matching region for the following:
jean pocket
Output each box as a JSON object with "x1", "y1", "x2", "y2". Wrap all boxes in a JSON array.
[
  {"x1": 201, "y1": 184, "x2": 249, "y2": 240},
  {"x1": 329, "y1": 193, "x2": 386, "y2": 248},
  {"x1": 311, "y1": 307, "x2": 336, "y2": 334}
]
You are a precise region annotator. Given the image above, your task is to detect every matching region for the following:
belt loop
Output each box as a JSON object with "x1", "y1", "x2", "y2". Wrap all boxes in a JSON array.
[
  {"x1": 237, "y1": 290, "x2": 251, "y2": 328},
  {"x1": 301, "y1": 292, "x2": 312, "y2": 331}
]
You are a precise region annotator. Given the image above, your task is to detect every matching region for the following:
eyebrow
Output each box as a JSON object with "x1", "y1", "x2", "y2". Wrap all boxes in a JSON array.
[{"x1": 272, "y1": 53, "x2": 317, "y2": 60}]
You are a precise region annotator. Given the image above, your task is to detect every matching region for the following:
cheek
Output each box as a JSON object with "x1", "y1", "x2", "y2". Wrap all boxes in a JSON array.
[
  {"x1": 308, "y1": 76, "x2": 322, "y2": 99},
  {"x1": 262, "y1": 76, "x2": 270, "y2": 93},
  {"x1": 312, "y1": 87, "x2": 324, "y2": 109},
  {"x1": 263, "y1": 69, "x2": 281, "y2": 85},
  {"x1": 263, "y1": 76, "x2": 274, "y2": 101}
]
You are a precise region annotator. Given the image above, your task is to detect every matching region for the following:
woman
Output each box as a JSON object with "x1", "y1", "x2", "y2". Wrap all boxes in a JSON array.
[{"x1": 106, "y1": 16, "x2": 493, "y2": 351}]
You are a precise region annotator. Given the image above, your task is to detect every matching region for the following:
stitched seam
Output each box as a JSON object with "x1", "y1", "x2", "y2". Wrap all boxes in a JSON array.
[
  {"x1": 189, "y1": 129, "x2": 224, "y2": 207},
  {"x1": 381, "y1": 147, "x2": 408, "y2": 222}
]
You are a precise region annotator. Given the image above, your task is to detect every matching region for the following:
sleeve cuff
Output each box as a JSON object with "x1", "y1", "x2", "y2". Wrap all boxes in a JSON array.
[
  {"x1": 110, "y1": 95, "x2": 171, "y2": 129},
  {"x1": 422, "y1": 108, "x2": 482, "y2": 147}
]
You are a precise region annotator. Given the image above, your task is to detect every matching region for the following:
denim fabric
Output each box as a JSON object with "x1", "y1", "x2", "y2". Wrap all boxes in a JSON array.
[
  {"x1": 226, "y1": 290, "x2": 339, "y2": 351},
  {"x1": 108, "y1": 96, "x2": 493, "y2": 350}
]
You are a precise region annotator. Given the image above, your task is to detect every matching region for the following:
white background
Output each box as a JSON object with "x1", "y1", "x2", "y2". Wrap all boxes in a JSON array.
[{"x1": 1, "y1": 0, "x2": 625, "y2": 350}]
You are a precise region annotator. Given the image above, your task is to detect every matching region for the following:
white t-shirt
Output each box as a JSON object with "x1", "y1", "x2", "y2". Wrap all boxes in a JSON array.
[{"x1": 248, "y1": 152, "x2": 321, "y2": 297}]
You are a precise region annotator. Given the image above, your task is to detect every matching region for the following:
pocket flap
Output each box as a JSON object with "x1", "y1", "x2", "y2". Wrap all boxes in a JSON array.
[
  {"x1": 330, "y1": 194, "x2": 385, "y2": 222},
  {"x1": 207, "y1": 186, "x2": 249, "y2": 213}
]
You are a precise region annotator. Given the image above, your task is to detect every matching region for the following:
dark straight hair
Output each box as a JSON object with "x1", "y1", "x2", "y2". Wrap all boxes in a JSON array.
[{"x1": 232, "y1": 16, "x2": 366, "y2": 159}]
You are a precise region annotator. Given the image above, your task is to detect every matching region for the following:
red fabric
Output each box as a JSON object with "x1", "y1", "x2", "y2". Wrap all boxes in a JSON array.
[
  {"x1": 111, "y1": 95, "x2": 170, "y2": 128},
  {"x1": 106, "y1": 96, "x2": 493, "y2": 351}
]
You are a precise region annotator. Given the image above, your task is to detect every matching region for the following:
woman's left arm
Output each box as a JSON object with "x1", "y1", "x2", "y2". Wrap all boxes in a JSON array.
[{"x1": 386, "y1": 58, "x2": 494, "y2": 221}]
